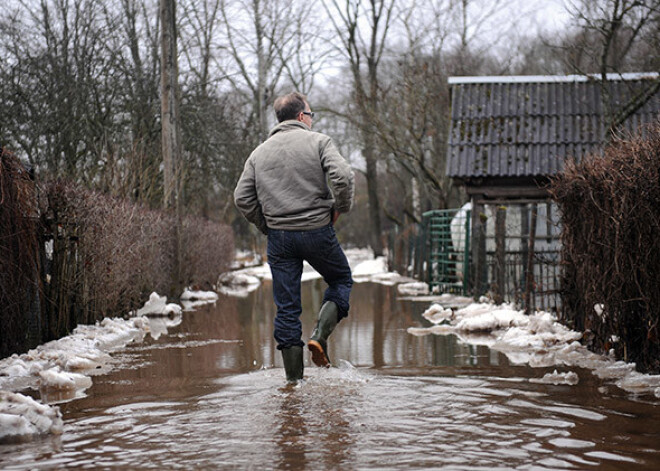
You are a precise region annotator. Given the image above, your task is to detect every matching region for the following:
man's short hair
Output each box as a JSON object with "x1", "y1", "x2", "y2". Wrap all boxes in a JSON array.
[{"x1": 273, "y1": 92, "x2": 307, "y2": 122}]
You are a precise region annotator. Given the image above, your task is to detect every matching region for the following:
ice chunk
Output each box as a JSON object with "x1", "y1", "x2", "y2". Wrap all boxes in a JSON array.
[
  {"x1": 0, "y1": 391, "x2": 63, "y2": 443},
  {"x1": 352, "y1": 256, "x2": 387, "y2": 277},
  {"x1": 616, "y1": 372, "x2": 660, "y2": 394},
  {"x1": 593, "y1": 361, "x2": 636, "y2": 380},
  {"x1": 422, "y1": 304, "x2": 453, "y2": 324},
  {"x1": 217, "y1": 272, "x2": 261, "y2": 297},
  {"x1": 398, "y1": 282, "x2": 429, "y2": 296},
  {"x1": 39, "y1": 368, "x2": 93, "y2": 391},
  {"x1": 180, "y1": 289, "x2": 218, "y2": 302},
  {"x1": 530, "y1": 370, "x2": 579, "y2": 385},
  {"x1": 455, "y1": 308, "x2": 528, "y2": 332},
  {"x1": 136, "y1": 292, "x2": 182, "y2": 317}
]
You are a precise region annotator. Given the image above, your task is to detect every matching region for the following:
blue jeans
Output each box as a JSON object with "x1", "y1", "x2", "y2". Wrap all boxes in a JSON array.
[{"x1": 267, "y1": 224, "x2": 353, "y2": 350}]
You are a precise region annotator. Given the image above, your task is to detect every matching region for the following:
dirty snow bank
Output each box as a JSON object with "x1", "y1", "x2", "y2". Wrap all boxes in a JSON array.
[
  {"x1": 0, "y1": 391, "x2": 63, "y2": 444},
  {"x1": 0, "y1": 315, "x2": 151, "y2": 394},
  {"x1": 408, "y1": 302, "x2": 660, "y2": 397},
  {"x1": 0, "y1": 292, "x2": 185, "y2": 442},
  {"x1": 222, "y1": 248, "x2": 412, "y2": 296}
]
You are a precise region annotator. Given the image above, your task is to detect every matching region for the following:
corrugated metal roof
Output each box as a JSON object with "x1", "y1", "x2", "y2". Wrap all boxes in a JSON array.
[
  {"x1": 448, "y1": 72, "x2": 659, "y2": 84},
  {"x1": 446, "y1": 74, "x2": 660, "y2": 179}
]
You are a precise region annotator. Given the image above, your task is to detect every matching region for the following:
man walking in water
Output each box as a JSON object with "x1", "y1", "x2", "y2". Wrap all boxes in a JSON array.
[{"x1": 234, "y1": 92, "x2": 354, "y2": 383}]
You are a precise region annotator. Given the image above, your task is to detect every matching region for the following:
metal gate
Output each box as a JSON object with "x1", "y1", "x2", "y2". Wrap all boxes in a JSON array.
[{"x1": 422, "y1": 209, "x2": 471, "y2": 295}]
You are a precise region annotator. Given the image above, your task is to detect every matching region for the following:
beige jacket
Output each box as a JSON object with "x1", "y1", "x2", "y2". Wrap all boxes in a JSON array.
[{"x1": 234, "y1": 120, "x2": 354, "y2": 234}]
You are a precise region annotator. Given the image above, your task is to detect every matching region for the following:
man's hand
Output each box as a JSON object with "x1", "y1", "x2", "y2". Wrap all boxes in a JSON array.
[{"x1": 332, "y1": 209, "x2": 340, "y2": 224}]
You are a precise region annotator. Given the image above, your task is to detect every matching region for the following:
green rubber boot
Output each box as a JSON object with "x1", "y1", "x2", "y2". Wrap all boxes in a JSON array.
[
  {"x1": 281, "y1": 346, "x2": 304, "y2": 383},
  {"x1": 308, "y1": 301, "x2": 338, "y2": 367}
]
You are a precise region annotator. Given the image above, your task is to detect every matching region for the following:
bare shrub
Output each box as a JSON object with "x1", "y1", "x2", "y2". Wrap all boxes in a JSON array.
[
  {"x1": 181, "y1": 217, "x2": 234, "y2": 290},
  {"x1": 41, "y1": 180, "x2": 233, "y2": 341},
  {"x1": 551, "y1": 123, "x2": 660, "y2": 373},
  {"x1": 0, "y1": 149, "x2": 40, "y2": 357}
]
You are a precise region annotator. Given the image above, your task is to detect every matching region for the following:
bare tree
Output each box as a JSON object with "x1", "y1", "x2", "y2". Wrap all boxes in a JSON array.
[
  {"x1": 0, "y1": 0, "x2": 168, "y2": 205},
  {"x1": 117, "y1": 0, "x2": 163, "y2": 204},
  {"x1": 352, "y1": 0, "x2": 504, "y2": 227},
  {"x1": 321, "y1": 0, "x2": 396, "y2": 256},
  {"x1": 217, "y1": 0, "x2": 324, "y2": 141},
  {"x1": 0, "y1": 1, "x2": 121, "y2": 180},
  {"x1": 562, "y1": 0, "x2": 660, "y2": 133},
  {"x1": 178, "y1": 0, "x2": 221, "y2": 217},
  {"x1": 375, "y1": 54, "x2": 455, "y2": 221},
  {"x1": 448, "y1": 0, "x2": 507, "y2": 75},
  {"x1": 178, "y1": 0, "x2": 275, "y2": 222}
]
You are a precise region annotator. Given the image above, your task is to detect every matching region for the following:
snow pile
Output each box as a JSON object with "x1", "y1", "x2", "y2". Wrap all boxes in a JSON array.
[
  {"x1": 217, "y1": 271, "x2": 262, "y2": 298},
  {"x1": 230, "y1": 249, "x2": 263, "y2": 269},
  {"x1": 180, "y1": 288, "x2": 219, "y2": 310},
  {"x1": 421, "y1": 303, "x2": 453, "y2": 324},
  {"x1": 39, "y1": 368, "x2": 93, "y2": 391},
  {"x1": 408, "y1": 301, "x2": 660, "y2": 397},
  {"x1": 135, "y1": 292, "x2": 183, "y2": 316},
  {"x1": 0, "y1": 315, "x2": 151, "y2": 395},
  {"x1": 530, "y1": 370, "x2": 580, "y2": 385},
  {"x1": 352, "y1": 256, "x2": 388, "y2": 278},
  {"x1": 0, "y1": 293, "x2": 184, "y2": 395},
  {"x1": 454, "y1": 304, "x2": 530, "y2": 332},
  {"x1": 180, "y1": 289, "x2": 218, "y2": 302},
  {"x1": 351, "y1": 256, "x2": 412, "y2": 285},
  {"x1": 0, "y1": 391, "x2": 63, "y2": 444},
  {"x1": 398, "y1": 282, "x2": 429, "y2": 296},
  {"x1": 0, "y1": 292, "x2": 187, "y2": 440}
]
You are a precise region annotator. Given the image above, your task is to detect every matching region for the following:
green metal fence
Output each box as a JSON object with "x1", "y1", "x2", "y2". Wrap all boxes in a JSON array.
[{"x1": 421, "y1": 209, "x2": 471, "y2": 295}]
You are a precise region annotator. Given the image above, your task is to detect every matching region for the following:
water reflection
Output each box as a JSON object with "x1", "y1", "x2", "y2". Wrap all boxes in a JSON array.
[{"x1": 0, "y1": 282, "x2": 659, "y2": 470}]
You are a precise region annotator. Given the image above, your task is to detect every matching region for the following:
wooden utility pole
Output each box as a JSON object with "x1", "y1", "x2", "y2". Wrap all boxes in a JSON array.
[
  {"x1": 160, "y1": 0, "x2": 183, "y2": 296},
  {"x1": 161, "y1": 0, "x2": 180, "y2": 210}
]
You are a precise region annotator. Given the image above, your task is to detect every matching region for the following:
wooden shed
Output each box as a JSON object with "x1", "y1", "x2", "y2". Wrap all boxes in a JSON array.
[{"x1": 445, "y1": 73, "x2": 660, "y2": 309}]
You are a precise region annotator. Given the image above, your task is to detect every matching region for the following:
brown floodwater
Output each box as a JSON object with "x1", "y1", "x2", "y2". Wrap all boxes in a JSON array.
[{"x1": 1, "y1": 280, "x2": 659, "y2": 470}]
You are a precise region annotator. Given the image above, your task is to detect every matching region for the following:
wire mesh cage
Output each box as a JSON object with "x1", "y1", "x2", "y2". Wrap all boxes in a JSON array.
[{"x1": 421, "y1": 208, "x2": 471, "y2": 295}]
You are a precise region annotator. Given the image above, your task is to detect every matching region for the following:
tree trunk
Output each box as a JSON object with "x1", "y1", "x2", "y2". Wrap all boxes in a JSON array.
[
  {"x1": 160, "y1": 0, "x2": 183, "y2": 297},
  {"x1": 364, "y1": 140, "x2": 383, "y2": 256}
]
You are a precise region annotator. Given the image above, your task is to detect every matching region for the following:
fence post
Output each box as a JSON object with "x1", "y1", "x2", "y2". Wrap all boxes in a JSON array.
[
  {"x1": 419, "y1": 214, "x2": 429, "y2": 283},
  {"x1": 471, "y1": 198, "x2": 487, "y2": 299},
  {"x1": 494, "y1": 206, "x2": 506, "y2": 304},
  {"x1": 462, "y1": 210, "x2": 471, "y2": 296},
  {"x1": 524, "y1": 204, "x2": 538, "y2": 314}
]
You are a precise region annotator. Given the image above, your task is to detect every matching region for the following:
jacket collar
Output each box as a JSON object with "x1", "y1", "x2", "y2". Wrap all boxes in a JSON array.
[{"x1": 269, "y1": 120, "x2": 310, "y2": 137}]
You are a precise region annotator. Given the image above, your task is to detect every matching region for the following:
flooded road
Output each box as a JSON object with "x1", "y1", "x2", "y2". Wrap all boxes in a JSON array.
[{"x1": 2, "y1": 281, "x2": 659, "y2": 470}]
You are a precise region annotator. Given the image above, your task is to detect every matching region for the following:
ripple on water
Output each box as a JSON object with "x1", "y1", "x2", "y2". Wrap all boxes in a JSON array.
[
  {"x1": 1, "y1": 363, "x2": 651, "y2": 470},
  {"x1": 101, "y1": 365, "x2": 618, "y2": 469}
]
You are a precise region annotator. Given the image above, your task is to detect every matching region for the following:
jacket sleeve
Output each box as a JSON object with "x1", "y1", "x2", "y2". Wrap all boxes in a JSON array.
[
  {"x1": 234, "y1": 157, "x2": 268, "y2": 235},
  {"x1": 320, "y1": 137, "x2": 354, "y2": 214}
]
